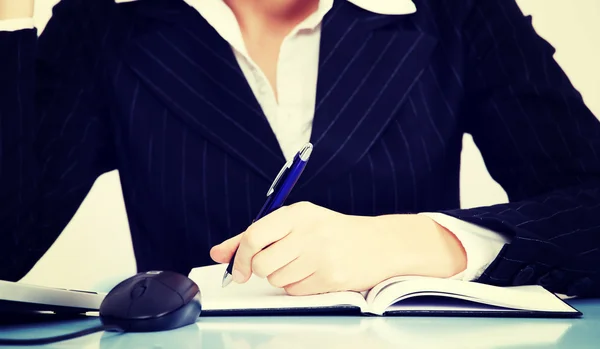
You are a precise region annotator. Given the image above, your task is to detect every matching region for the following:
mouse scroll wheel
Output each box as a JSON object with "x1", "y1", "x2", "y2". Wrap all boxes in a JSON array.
[{"x1": 131, "y1": 281, "x2": 148, "y2": 299}]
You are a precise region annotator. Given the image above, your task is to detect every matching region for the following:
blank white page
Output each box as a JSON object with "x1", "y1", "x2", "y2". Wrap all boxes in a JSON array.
[
  {"x1": 368, "y1": 277, "x2": 577, "y2": 315},
  {"x1": 189, "y1": 264, "x2": 366, "y2": 313}
]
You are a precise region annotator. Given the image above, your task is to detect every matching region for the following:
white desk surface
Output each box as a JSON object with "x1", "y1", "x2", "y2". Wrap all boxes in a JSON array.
[{"x1": 0, "y1": 299, "x2": 599, "y2": 349}]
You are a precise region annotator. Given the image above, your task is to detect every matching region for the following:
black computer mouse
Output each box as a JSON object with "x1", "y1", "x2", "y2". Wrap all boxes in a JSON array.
[{"x1": 99, "y1": 271, "x2": 202, "y2": 332}]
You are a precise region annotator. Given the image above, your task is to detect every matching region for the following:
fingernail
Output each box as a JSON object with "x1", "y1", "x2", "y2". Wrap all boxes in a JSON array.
[{"x1": 232, "y1": 269, "x2": 244, "y2": 283}]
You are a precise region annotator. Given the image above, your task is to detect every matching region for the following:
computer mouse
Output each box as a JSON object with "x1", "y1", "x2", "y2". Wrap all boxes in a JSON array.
[{"x1": 99, "y1": 271, "x2": 202, "y2": 332}]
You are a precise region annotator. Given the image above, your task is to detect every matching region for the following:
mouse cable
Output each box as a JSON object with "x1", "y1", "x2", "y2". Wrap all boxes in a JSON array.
[{"x1": 0, "y1": 325, "x2": 123, "y2": 346}]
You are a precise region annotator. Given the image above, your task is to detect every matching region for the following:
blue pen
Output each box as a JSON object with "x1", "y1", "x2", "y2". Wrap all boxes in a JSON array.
[{"x1": 221, "y1": 142, "x2": 314, "y2": 287}]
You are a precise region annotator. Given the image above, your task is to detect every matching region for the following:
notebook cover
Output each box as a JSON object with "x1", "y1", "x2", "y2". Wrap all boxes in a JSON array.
[
  {"x1": 200, "y1": 305, "x2": 361, "y2": 316},
  {"x1": 381, "y1": 309, "x2": 582, "y2": 318}
]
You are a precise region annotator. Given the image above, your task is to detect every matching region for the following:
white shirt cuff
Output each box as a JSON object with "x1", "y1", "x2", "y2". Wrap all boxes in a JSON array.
[
  {"x1": 419, "y1": 212, "x2": 511, "y2": 281},
  {"x1": 0, "y1": 18, "x2": 34, "y2": 32}
]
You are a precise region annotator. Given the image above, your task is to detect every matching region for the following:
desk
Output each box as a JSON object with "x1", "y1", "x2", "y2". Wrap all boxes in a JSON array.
[{"x1": 1, "y1": 299, "x2": 599, "y2": 349}]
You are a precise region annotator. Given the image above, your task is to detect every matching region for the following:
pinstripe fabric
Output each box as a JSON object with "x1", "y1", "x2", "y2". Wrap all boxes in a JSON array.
[{"x1": 1, "y1": 0, "x2": 600, "y2": 297}]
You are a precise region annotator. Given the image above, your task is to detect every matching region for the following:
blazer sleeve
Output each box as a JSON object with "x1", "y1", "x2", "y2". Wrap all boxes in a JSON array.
[
  {"x1": 441, "y1": 0, "x2": 600, "y2": 297},
  {"x1": 0, "y1": 0, "x2": 115, "y2": 281}
]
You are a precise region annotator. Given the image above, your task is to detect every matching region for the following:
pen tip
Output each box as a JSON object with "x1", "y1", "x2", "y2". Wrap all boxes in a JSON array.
[{"x1": 222, "y1": 273, "x2": 233, "y2": 288}]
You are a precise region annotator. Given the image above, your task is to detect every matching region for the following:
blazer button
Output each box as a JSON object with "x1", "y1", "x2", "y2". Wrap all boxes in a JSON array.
[
  {"x1": 537, "y1": 269, "x2": 565, "y2": 287},
  {"x1": 568, "y1": 277, "x2": 593, "y2": 297},
  {"x1": 513, "y1": 265, "x2": 536, "y2": 286}
]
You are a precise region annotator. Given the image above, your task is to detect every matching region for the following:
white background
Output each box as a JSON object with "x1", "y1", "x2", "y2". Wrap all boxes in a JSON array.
[{"x1": 18, "y1": 0, "x2": 600, "y2": 291}]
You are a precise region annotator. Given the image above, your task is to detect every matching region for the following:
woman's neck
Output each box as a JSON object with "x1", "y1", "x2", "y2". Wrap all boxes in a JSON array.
[
  {"x1": 225, "y1": 0, "x2": 319, "y2": 37},
  {"x1": 224, "y1": 0, "x2": 320, "y2": 102}
]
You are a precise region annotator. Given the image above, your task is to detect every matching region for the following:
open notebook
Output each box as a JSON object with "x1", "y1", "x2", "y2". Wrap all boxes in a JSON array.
[{"x1": 189, "y1": 264, "x2": 581, "y2": 317}]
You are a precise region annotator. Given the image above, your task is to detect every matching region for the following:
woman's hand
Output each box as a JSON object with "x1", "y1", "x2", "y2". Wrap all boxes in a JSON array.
[
  {"x1": 0, "y1": 0, "x2": 34, "y2": 20},
  {"x1": 210, "y1": 202, "x2": 467, "y2": 295}
]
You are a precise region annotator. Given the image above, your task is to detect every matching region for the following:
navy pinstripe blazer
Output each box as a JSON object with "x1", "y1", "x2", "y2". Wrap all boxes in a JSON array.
[{"x1": 1, "y1": 0, "x2": 600, "y2": 297}]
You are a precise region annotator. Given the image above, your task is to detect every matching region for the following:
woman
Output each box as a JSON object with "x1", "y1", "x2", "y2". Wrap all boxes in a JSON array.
[{"x1": 1, "y1": 0, "x2": 599, "y2": 297}]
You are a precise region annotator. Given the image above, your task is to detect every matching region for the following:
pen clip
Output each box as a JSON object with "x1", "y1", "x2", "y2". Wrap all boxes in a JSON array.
[{"x1": 266, "y1": 159, "x2": 292, "y2": 196}]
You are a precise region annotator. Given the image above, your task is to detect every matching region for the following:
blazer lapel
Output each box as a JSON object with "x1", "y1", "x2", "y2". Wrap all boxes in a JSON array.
[
  {"x1": 119, "y1": 0, "x2": 285, "y2": 181},
  {"x1": 298, "y1": 1, "x2": 438, "y2": 190}
]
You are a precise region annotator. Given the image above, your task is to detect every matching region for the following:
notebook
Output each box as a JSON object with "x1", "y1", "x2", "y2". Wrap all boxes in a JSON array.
[{"x1": 189, "y1": 264, "x2": 581, "y2": 317}]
